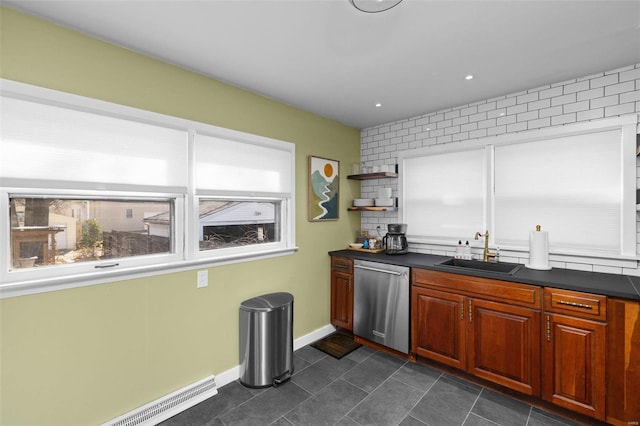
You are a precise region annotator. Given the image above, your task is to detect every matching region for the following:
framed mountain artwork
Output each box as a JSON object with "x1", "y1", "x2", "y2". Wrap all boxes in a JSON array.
[{"x1": 308, "y1": 156, "x2": 339, "y2": 221}]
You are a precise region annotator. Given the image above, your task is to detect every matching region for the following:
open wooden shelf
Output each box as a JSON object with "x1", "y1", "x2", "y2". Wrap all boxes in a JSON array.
[
  {"x1": 348, "y1": 206, "x2": 397, "y2": 212},
  {"x1": 347, "y1": 172, "x2": 398, "y2": 180}
]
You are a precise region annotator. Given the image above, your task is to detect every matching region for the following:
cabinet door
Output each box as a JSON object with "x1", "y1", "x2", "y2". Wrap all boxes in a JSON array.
[
  {"x1": 543, "y1": 313, "x2": 606, "y2": 420},
  {"x1": 331, "y1": 270, "x2": 353, "y2": 331},
  {"x1": 412, "y1": 287, "x2": 466, "y2": 369},
  {"x1": 468, "y1": 298, "x2": 540, "y2": 396}
]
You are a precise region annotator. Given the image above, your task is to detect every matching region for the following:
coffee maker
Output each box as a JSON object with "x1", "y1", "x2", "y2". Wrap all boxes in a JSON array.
[{"x1": 383, "y1": 224, "x2": 409, "y2": 255}]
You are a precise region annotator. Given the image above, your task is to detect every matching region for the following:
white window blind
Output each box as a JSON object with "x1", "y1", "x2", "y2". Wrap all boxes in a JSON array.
[
  {"x1": 494, "y1": 129, "x2": 622, "y2": 254},
  {"x1": 403, "y1": 148, "x2": 485, "y2": 240},
  {"x1": 0, "y1": 97, "x2": 188, "y2": 191},
  {"x1": 194, "y1": 133, "x2": 293, "y2": 195}
]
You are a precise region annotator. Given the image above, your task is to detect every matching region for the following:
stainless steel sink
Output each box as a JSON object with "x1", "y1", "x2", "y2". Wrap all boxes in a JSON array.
[{"x1": 434, "y1": 258, "x2": 523, "y2": 275}]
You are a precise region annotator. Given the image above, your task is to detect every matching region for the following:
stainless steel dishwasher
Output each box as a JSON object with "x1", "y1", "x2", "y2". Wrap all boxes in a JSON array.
[{"x1": 353, "y1": 259, "x2": 410, "y2": 354}]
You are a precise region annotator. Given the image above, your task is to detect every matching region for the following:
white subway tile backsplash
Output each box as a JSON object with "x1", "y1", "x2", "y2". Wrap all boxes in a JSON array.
[
  {"x1": 437, "y1": 119, "x2": 452, "y2": 129},
  {"x1": 551, "y1": 92, "x2": 577, "y2": 106},
  {"x1": 461, "y1": 122, "x2": 478, "y2": 132},
  {"x1": 507, "y1": 122, "x2": 527, "y2": 132},
  {"x1": 445, "y1": 109, "x2": 460, "y2": 120},
  {"x1": 487, "y1": 125, "x2": 506, "y2": 136},
  {"x1": 478, "y1": 101, "x2": 497, "y2": 113},
  {"x1": 539, "y1": 86, "x2": 563, "y2": 99},
  {"x1": 539, "y1": 105, "x2": 563, "y2": 118},
  {"x1": 591, "y1": 94, "x2": 618, "y2": 108},
  {"x1": 496, "y1": 114, "x2": 516, "y2": 125},
  {"x1": 620, "y1": 90, "x2": 640, "y2": 103},
  {"x1": 528, "y1": 117, "x2": 551, "y2": 129},
  {"x1": 528, "y1": 98, "x2": 551, "y2": 111},
  {"x1": 563, "y1": 100, "x2": 589, "y2": 114},
  {"x1": 461, "y1": 105, "x2": 478, "y2": 116},
  {"x1": 551, "y1": 113, "x2": 576, "y2": 126},
  {"x1": 507, "y1": 103, "x2": 527, "y2": 115},
  {"x1": 517, "y1": 110, "x2": 538, "y2": 122},
  {"x1": 359, "y1": 63, "x2": 640, "y2": 274},
  {"x1": 478, "y1": 118, "x2": 496, "y2": 129},
  {"x1": 564, "y1": 80, "x2": 589, "y2": 94},
  {"x1": 576, "y1": 108, "x2": 604, "y2": 121},
  {"x1": 620, "y1": 67, "x2": 640, "y2": 82},
  {"x1": 453, "y1": 115, "x2": 469, "y2": 125},
  {"x1": 517, "y1": 92, "x2": 539, "y2": 104},
  {"x1": 577, "y1": 87, "x2": 604, "y2": 101},
  {"x1": 604, "y1": 102, "x2": 635, "y2": 117},
  {"x1": 605, "y1": 80, "x2": 635, "y2": 96},
  {"x1": 497, "y1": 97, "x2": 517, "y2": 108},
  {"x1": 488, "y1": 108, "x2": 507, "y2": 119},
  {"x1": 590, "y1": 73, "x2": 618, "y2": 88},
  {"x1": 469, "y1": 129, "x2": 487, "y2": 139}
]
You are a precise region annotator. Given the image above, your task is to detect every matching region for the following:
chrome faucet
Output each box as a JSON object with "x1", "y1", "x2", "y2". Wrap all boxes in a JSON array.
[{"x1": 474, "y1": 230, "x2": 497, "y2": 262}]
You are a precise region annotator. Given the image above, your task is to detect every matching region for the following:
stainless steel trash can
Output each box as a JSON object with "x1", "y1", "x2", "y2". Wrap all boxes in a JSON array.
[{"x1": 239, "y1": 292, "x2": 294, "y2": 388}]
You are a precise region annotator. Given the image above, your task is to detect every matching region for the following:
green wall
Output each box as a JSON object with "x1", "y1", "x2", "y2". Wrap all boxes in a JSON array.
[{"x1": 0, "y1": 7, "x2": 361, "y2": 425}]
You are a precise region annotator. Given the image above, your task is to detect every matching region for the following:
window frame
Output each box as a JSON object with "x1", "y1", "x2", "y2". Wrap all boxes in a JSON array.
[{"x1": 0, "y1": 79, "x2": 297, "y2": 298}]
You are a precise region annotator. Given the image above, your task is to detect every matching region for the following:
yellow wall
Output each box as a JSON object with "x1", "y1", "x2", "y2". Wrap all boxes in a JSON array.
[{"x1": 0, "y1": 7, "x2": 361, "y2": 425}]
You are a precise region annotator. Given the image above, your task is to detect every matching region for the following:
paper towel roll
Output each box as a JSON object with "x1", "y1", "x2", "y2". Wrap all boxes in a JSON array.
[{"x1": 527, "y1": 227, "x2": 551, "y2": 270}]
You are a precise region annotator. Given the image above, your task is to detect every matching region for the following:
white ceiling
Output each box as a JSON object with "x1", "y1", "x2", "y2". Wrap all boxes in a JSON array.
[{"x1": 5, "y1": 0, "x2": 640, "y2": 129}]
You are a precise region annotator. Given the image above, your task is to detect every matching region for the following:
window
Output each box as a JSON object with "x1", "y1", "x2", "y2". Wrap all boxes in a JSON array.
[
  {"x1": 198, "y1": 199, "x2": 281, "y2": 251},
  {"x1": 399, "y1": 116, "x2": 637, "y2": 259},
  {"x1": 10, "y1": 197, "x2": 174, "y2": 269},
  {"x1": 0, "y1": 79, "x2": 296, "y2": 296},
  {"x1": 191, "y1": 132, "x2": 294, "y2": 260}
]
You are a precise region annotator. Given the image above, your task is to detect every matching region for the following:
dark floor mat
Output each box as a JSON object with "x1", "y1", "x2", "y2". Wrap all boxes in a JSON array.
[{"x1": 310, "y1": 331, "x2": 362, "y2": 359}]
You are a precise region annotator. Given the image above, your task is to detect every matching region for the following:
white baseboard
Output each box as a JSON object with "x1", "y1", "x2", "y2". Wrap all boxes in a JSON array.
[{"x1": 103, "y1": 323, "x2": 335, "y2": 425}]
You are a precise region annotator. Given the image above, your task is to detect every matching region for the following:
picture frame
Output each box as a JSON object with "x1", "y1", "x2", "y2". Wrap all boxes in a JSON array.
[{"x1": 308, "y1": 155, "x2": 339, "y2": 221}]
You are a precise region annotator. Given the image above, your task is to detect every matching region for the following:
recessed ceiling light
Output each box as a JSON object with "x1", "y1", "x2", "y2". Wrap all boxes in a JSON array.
[
  {"x1": 375, "y1": 103, "x2": 382, "y2": 108},
  {"x1": 465, "y1": 74, "x2": 474, "y2": 80}
]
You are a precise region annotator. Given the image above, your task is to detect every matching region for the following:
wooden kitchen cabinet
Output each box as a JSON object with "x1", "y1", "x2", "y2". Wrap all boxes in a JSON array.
[
  {"x1": 606, "y1": 297, "x2": 640, "y2": 426},
  {"x1": 542, "y1": 288, "x2": 606, "y2": 420},
  {"x1": 468, "y1": 298, "x2": 541, "y2": 396},
  {"x1": 331, "y1": 256, "x2": 353, "y2": 331},
  {"x1": 412, "y1": 286, "x2": 466, "y2": 370},
  {"x1": 412, "y1": 269, "x2": 542, "y2": 396}
]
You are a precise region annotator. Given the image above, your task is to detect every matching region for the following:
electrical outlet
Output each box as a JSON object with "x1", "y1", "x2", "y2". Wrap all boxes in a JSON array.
[{"x1": 197, "y1": 270, "x2": 208, "y2": 288}]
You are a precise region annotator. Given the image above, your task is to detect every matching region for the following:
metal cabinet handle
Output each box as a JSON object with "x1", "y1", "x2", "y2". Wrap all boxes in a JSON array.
[
  {"x1": 468, "y1": 299, "x2": 472, "y2": 323},
  {"x1": 557, "y1": 300, "x2": 593, "y2": 310},
  {"x1": 460, "y1": 300, "x2": 464, "y2": 320},
  {"x1": 546, "y1": 315, "x2": 551, "y2": 342}
]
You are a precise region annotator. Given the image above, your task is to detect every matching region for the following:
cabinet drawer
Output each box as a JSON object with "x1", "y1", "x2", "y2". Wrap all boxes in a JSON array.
[
  {"x1": 413, "y1": 269, "x2": 541, "y2": 309},
  {"x1": 544, "y1": 288, "x2": 606, "y2": 321},
  {"x1": 331, "y1": 256, "x2": 353, "y2": 274}
]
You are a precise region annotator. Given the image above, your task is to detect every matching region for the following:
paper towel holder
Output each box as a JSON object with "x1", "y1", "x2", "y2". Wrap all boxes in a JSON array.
[{"x1": 526, "y1": 224, "x2": 552, "y2": 270}]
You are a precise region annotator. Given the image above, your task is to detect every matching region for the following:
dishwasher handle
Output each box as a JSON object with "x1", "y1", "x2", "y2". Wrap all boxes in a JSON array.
[{"x1": 354, "y1": 264, "x2": 404, "y2": 276}]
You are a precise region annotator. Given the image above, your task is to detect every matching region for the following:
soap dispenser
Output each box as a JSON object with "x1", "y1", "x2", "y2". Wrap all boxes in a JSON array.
[
  {"x1": 464, "y1": 241, "x2": 471, "y2": 260},
  {"x1": 455, "y1": 240, "x2": 463, "y2": 259}
]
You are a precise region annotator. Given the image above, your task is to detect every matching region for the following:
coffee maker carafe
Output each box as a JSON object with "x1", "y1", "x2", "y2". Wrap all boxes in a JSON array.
[{"x1": 383, "y1": 224, "x2": 408, "y2": 255}]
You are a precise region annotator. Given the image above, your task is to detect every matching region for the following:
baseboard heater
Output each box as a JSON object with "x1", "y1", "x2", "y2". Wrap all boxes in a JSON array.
[{"x1": 102, "y1": 375, "x2": 217, "y2": 426}]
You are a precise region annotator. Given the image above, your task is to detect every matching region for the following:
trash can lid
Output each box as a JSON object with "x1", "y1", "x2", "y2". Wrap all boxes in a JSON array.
[{"x1": 240, "y1": 292, "x2": 294, "y2": 312}]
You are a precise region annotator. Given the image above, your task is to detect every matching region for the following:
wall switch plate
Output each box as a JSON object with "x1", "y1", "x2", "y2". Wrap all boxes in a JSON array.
[{"x1": 197, "y1": 270, "x2": 208, "y2": 288}]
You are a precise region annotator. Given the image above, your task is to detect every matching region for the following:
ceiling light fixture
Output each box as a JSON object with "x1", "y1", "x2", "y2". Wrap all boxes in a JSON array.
[
  {"x1": 350, "y1": 0, "x2": 403, "y2": 13},
  {"x1": 465, "y1": 74, "x2": 474, "y2": 80},
  {"x1": 375, "y1": 103, "x2": 382, "y2": 107}
]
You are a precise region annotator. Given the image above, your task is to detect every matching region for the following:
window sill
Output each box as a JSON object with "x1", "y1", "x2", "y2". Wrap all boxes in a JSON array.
[{"x1": 0, "y1": 247, "x2": 299, "y2": 299}]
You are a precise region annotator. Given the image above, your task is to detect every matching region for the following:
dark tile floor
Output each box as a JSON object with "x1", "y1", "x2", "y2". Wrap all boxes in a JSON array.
[{"x1": 160, "y1": 344, "x2": 584, "y2": 426}]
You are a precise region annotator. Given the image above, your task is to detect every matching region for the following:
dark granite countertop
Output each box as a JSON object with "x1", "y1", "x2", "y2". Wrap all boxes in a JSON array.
[{"x1": 329, "y1": 249, "x2": 640, "y2": 301}]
